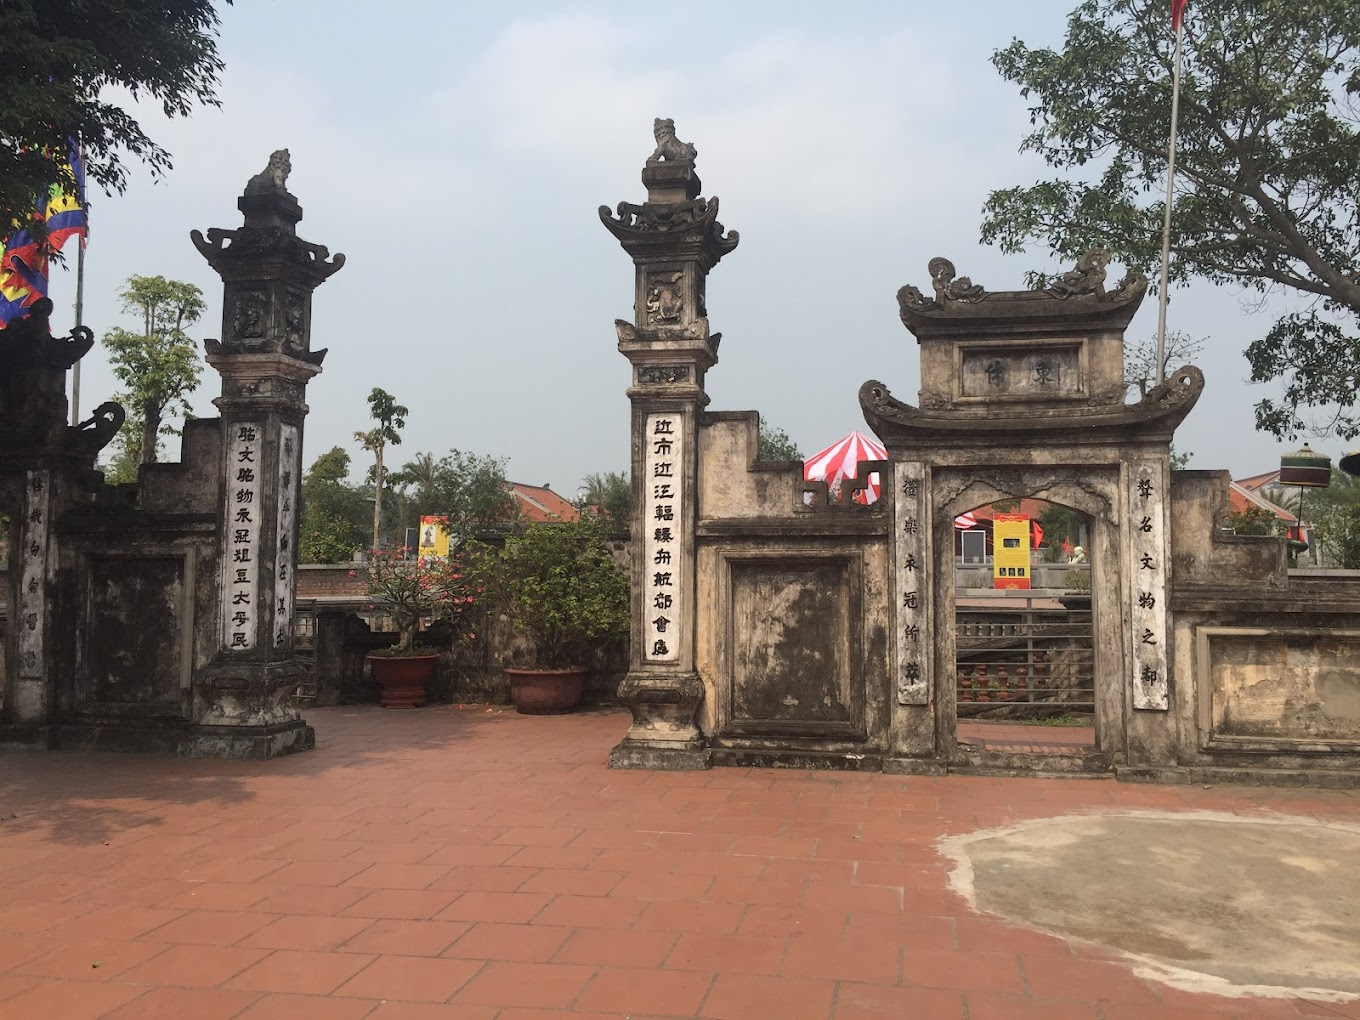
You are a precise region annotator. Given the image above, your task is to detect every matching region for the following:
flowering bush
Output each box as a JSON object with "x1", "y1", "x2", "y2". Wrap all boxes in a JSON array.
[{"x1": 353, "y1": 547, "x2": 476, "y2": 656}]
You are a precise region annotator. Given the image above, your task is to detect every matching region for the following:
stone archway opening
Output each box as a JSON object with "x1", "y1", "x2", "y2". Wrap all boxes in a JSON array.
[{"x1": 952, "y1": 497, "x2": 1098, "y2": 758}]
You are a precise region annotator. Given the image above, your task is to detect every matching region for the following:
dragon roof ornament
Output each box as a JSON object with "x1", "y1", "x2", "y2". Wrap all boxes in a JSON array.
[{"x1": 896, "y1": 249, "x2": 1148, "y2": 338}]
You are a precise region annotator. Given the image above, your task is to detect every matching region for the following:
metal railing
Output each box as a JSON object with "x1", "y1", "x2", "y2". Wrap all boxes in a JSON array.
[{"x1": 954, "y1": 589, "x2": 1094, "y2": 717}]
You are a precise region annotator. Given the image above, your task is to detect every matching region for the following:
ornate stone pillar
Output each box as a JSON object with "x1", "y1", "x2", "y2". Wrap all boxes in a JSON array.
[
  {"x1": 600, "y1": 120, "x2": 738, "y2": 770},
  {"x1": 0, "y1": 301, "x2": 102, "y2": 734},
  {"x1": 190, "y1": 150, "x2": 344, "y2": 757}
]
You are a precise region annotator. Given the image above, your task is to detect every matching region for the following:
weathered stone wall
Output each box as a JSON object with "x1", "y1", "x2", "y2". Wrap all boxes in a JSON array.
[
  {"x1": 1163, "y1": 471, "x2": 1360, "y2": 782},
  {"x1": 694, "y1": 412, "x2": 891, "y2": 765}
]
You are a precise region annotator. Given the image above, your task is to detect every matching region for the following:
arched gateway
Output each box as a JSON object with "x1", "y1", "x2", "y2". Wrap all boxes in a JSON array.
[{"x1": 602, "y1": 122, "x2": 1360, "y2": 783}]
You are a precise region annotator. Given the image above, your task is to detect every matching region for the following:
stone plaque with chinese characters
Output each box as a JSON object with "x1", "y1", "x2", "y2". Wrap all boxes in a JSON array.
[
  {"x1": 221, "y1": 422, "x2": 264, "y2": 651},
  {"x1": 1128, "y1": 459, "x2": 1169, "y2": 710},
  {"x1": 272, "y1": 424, "x2": 300, "y2": 649},
  {"x1": 894, "y1": 461, "x2": 928, "y2": 705},
  {"x1": 17, "y1": 470, "x2": 49, "y2": 678},
  {"x1": 959, "y1": 344, "x2": 1083, "y2": 400},
  {"x1": 643, "y1": 413, "x2": 682, "y2": 664}
]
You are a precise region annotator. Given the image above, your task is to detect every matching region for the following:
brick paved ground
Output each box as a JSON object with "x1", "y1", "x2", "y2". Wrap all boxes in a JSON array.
[
  {"x1": 0, "y1": 705, "x2": 1357, "y2": 1020},
  {"x1": 956, "y1": 721, "x2": 1096, "y2": 754}
]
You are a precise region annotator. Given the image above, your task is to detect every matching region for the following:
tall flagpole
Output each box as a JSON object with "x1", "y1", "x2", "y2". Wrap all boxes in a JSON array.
[{"x1": 1155, "y1": 2, "x2": 1187, "y2": 385}]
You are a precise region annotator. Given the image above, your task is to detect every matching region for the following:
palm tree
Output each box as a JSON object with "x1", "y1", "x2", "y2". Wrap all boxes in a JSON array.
[{"x1": 355, "y1": 388, "x2": 407, "y2": 550}]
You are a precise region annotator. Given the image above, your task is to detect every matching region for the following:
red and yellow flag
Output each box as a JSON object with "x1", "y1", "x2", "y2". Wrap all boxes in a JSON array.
[{"x1": 0, "y1": 142, "x2": 87, "y2": 326}]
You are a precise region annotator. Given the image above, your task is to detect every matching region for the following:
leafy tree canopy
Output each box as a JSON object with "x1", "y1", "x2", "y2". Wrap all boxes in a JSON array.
[
  {"x1": 580, "y1": 470, "x2": 631, "y2": 530},
  {"x1": 0, "y1": 0, "x2": 230, "y2": 245},
  {"x1": 388, "y1": 448, "x2": 514, "y2": 544},
  {"x1": 981, "y1": 0, "x2": 1360, "y2": 439},
  {"x1": 757, "y1": 419, "x2": 803, "y2": 461},
  {"x1": 101, "y1": 274, "x2": 204, "y2": 466},
  {"x1": 1304, "y1": 468, "x2": 1360, "y2": 567},
  {"x1": 299, "y1": 446, "x2": 368, "y2": 564}
]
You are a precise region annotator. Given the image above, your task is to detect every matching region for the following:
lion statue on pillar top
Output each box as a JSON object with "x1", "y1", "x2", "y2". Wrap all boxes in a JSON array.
[
  {"x1": 244, "y1": 148, "x2": 292, "y2": 195},
  {"x1": 647, "y1": 118, "x2": 697, "y2": 164}
]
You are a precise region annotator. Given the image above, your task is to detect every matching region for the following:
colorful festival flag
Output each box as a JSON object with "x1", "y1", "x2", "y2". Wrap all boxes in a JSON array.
[
  {"x1": 0, "y1": 142, "x2": 88, "y2": 325},
  {"x1": 1172, "y1": 0, "x2": 1188, "y2": 31}
]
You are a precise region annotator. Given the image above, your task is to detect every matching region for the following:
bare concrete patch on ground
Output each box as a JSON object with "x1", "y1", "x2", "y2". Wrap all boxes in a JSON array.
[{"x1": 941, "y1": 810, "x2": 1360, "y2": 1002}]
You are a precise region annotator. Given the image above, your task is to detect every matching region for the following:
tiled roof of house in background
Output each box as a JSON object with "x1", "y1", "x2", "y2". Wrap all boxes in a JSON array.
[
  {"x1": 1235, "y1": 469, "x2": 1282, "y2": 492},
  {"x1": 1228, "y1": 480, "x2": 1296, "y2": 522},
  {"x1": 508, "y1": 482, "x2": 580, "y2": 523}
]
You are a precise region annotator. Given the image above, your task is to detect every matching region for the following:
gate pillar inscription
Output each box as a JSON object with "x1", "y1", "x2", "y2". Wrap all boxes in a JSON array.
[
  {"x1": 191, "y1": 150, "x2": 344, "y2": 757},
  {"x1": 894, "y1": 462, "x2": 930, "y2": 707},
  {"x1": 1128, "y1": 459, "x2": 1169, "y2": 710},
  {"x1": 601, "y1": 119, "x2": 738, "y2": 770}
]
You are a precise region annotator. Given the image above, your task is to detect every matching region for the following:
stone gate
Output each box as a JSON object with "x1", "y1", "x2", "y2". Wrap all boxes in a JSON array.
[
  {"x1": 603, "y1": 121, "x2": 1360, "y2": 784},
  {"x1": 0, "y1": 153, "x2": 341, "y2": 757}
]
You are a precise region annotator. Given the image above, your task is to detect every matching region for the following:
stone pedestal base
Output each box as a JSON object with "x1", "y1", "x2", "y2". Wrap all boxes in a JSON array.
[
  {"x1": 610, "y1": 671, "x2": 711, "y2": 771},
  {"x1": 181, "y1": 720, "x2": 315, "y2": 759},
  {"x1": 0, "y1": 719, "x2": 314, "y2": 758},
  {"x1": 180, "y1": 659, "x2": 316, "y2": 758},
  {"x1": 610, "y1": 740, "x2": 711, "y2": 771}
]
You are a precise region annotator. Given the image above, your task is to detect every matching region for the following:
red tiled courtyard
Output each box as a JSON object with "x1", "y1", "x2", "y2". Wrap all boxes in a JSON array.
[{"x1": 0, "y1": 705, "x2": 1357, "y2": 1020}]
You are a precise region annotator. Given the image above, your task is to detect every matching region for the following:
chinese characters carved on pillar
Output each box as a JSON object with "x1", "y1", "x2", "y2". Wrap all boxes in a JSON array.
[
  {"x1": 222, "y1": 422, "x2": 263, "y2": 651},
  {"x1": 273, "y1": 424, "x2": 300, "y2": 649},
  {"x1": 643, "y1": 413, "x2": 682, "y2": 664},
  {"x1": 16, "y1": 470, "x2": 49, "y2": 678},
  {"x1": 895, "y1": 462, "x2": 928, "y2": 705},
  {"x1": 1128, "y1": 460, "x2": 1169, "y2": 710}
]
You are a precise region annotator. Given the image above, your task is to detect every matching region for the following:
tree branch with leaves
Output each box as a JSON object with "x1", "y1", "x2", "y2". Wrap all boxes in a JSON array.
[
  {"x1": 0, "y1": 1, "x2": 230, "y2": 250},
  {"x1": 100, "y1": 274, "x2": 204, "y2": 472},
  {"x1": 981, "y1": 0, "x2": 1360, "y2": 438}
]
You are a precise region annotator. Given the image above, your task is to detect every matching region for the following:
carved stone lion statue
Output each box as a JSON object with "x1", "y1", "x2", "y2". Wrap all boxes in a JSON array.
[
  {"x1": 244, "y1": 149, "x2": 292, "y2": 195},
  {"x1": 647, "y1": 118, "x2": 697, "y2": 164}
]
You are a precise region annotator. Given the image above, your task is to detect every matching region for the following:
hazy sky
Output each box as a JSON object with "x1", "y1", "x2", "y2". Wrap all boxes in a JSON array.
[{"x1": 51, "y1": 0, "x2": 1344, "y2": 493}]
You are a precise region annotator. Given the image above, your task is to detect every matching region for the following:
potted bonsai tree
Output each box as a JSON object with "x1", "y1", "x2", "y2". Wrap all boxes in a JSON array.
[
  {"x1": 358, "y1": 547, "x2": 475, "y2": 708},
  {"x1": 485, "y1": 514, "x2": 629, "y2": 714}
]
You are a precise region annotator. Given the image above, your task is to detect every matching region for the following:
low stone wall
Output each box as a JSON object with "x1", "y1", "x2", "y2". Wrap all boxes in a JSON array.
[{"x1": 303, "y1": 602, "x2": 625, "y2": 709}]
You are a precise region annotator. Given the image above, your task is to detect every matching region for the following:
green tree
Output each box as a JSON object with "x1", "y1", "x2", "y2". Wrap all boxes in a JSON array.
[
  {"x1": 757, "y1": 418, "x2": 802, "y2": 460},
  {"x1": 98, "y1": 420, "x2": 140, "y2": 484},
  {"x1": 580, "y1": 471, "x2": 631, "y2": 530},
  {"x1": 388, "y1": 448, "x2": 514, "y2": 545},
  {"x1": 980, "y1": 1, "x2": 1360, "y2": 439},
  {"x1": 1308, "y1": 469, "x2": 1360, "y2": 567},
  {"x1": 1037, "y1": 503, "x2": 1083, "y2": 551},
  {"x1": 480, "y1": 514, "x2": 630, "y2": 669},
  {"x1": 354, "y1": 388, "x2": 407, "y2": 551},
  {"x1": 0, "y1": 1, "x2": 229, "y2": 249},
  {"x1": 101, "y1": 274, "x2": 204, "y2": 467},
  {"x1": 299, "y1": 447, "x2": 368, "y2": 564}
]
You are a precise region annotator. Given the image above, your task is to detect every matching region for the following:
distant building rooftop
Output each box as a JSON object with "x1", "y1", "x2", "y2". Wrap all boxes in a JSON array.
[{"x1": 508, "y1": 482, "x2": 580, "y2": 523}]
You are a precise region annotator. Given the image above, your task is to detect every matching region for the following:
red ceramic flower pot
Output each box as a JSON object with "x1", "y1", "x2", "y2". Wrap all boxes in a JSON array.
[
  {"x1": 505, "y1": 668, "x2": 586, "y2": 715},
  {"x1": 368, "y1": 653, "x2": 437, "y2": 709}
]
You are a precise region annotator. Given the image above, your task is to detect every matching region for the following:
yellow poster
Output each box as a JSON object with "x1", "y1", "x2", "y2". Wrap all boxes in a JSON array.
[
  {"x1": 417, "y1": 515, "x2": 449, "y2": 559},
  {"x1": 992, "y1": 514, "x2": 1032, "y2": 590}
]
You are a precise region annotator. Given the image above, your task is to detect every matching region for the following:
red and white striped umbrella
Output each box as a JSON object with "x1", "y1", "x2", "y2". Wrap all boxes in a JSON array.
[
  {"x1": 955, "y1": 511, "x2": 979, "y2": 529},
  {"x1": 803, "y1": 431, "x2": 888, "y2": 504}
]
